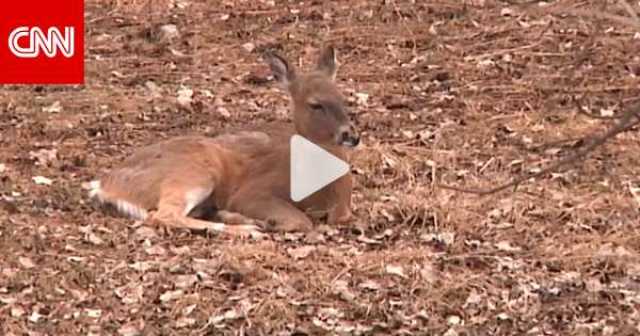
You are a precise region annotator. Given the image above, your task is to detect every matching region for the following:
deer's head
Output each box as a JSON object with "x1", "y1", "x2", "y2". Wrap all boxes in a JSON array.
[{"x1": 265, "y1": 46, "x2": 359, "y2": 148}]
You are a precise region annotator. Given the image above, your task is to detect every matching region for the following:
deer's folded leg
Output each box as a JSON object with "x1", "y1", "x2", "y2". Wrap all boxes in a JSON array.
[{"x1": 152, "y1": 181, "x2": 262, "y2": 238}]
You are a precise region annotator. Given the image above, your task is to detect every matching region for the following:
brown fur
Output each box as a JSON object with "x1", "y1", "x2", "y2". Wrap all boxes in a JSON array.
[{"x1": 90, "y1": 46, "x2": 359, "y2": 236}]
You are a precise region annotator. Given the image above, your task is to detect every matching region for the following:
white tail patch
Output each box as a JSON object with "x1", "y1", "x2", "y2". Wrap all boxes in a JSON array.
[
  {"x1": 87, "y1": 179, "x2": 148, "y2": 220},
  {"x1": 114, "y1": 199, "x2": 149, "y2": 220},
  {"x1": 183, "y1": 187, "x2": 213, "y2": 216},
  {"x1": 87, "y1": 180, "x2": 103, "y2": 199}
]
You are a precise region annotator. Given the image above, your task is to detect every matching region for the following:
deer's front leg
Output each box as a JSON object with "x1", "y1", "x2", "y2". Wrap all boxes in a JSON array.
[
  {"x1": 227, "y1": 192, "x2": 313, "y2": 232},
  {"x1": 327, "y1": 173, "x2": 353, "y2": 225}
]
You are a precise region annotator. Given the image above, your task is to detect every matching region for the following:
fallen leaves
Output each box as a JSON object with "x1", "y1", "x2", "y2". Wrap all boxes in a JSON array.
[
  {"x1": 385, "y1": 264, "x2": 407, "y2": 278},
  {"x1": 42, "y1": 101, "x2": 62, "y2": 113},
  {"x1": 32, "y1": 176, "x2": 53, "y2": 186},
  {"x1": 208, "y1": 305, "x2": 249, "y2": 327},
  {"x1": 159, "y1": 289, "x2": 184, "y2": 303},
  {"x1": 85, "y1": 309, "x2": 102, "y2": 318},
  {"x1": 28, "y1": 310, "x2": 44, "y2": 323},
  {"x1": 332, "y1": 279, "x2": 356, "y2": 302},
  {"x1": 144, "y1": 80, "x2": 162, "y2": 98},
  {"x1": 144, "y1": 244, "x2": 167, "y2": 256},
  {"x1": 174, "y1": 274, "x2": 198, "y2": 289},
  {"x1": 176, "y1": 86, "x2": 194, "y2": 107},
  {"x1": 18, "y1": 256, "x2": 36, "y2": 269},
  {"x1": 29, "y1": 148, "x2": 58, "y2": 166},
  {"x1": 495, "y1": 241, "x2": 522, "y2": 253},
  {"x1": 286, "y1": 245, "x2": 316, "y2": 260},
  {"x1": 118, "y1": 320, "x2": 144, "y2": 336},
  {"x1": 158, "y1": 24, "x2": 179, "y2": 42},
  {"x1": 11, "y1": 306, "x2": 25, "y2": 318}
]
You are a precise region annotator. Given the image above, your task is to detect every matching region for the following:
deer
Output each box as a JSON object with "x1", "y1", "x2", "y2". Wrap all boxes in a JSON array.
[{"x1": 88, "y1": 46, "x2": 360, "y2": 237}]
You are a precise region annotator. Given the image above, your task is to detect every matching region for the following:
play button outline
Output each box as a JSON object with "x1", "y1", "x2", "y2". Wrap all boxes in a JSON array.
[{"x1": 290, "y1": 135, "x2": 349, "y2": 202}]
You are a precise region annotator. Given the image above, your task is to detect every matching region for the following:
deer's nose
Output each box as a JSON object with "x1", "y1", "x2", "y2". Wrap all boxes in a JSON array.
[{"x1": 338, "y1": 126, "x2": 360, "y2": 148}]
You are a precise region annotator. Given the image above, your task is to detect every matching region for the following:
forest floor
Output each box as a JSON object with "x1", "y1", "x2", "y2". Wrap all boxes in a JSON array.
[{"x1": 1, "y1": 0, "x2": 640, "y2": 335}]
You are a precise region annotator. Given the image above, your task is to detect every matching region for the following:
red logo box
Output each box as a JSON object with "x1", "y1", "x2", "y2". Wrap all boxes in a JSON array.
[{"x1": 0, "y1": 0, "x2": 84, "y2": 84}]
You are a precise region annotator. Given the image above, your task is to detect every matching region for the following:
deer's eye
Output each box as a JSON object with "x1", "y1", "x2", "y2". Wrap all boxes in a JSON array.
[{"x1": 309, "y1": 102, "x2": 324, "y2": 112}]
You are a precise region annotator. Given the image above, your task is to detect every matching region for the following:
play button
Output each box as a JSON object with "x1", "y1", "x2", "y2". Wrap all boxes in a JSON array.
[{"x1": 290, "y1": 135, "x2": 350, "y2": 202}]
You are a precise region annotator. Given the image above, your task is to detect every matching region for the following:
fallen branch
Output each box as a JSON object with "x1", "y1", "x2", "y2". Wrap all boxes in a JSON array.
[
  {"x1": 438, "y1": 0, "x2": 640, "y2": 196},
  {"x1": 438, "y1": 103, "x2": 640, "y2": 195}
]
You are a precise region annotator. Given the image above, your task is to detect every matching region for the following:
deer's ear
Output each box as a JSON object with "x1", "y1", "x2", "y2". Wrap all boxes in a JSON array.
[
  {"x1": 316, "y1": 45, "x2": 337, "y2": 80},
  {"x1": 264, "y1": 51, "x2": 296, "y2": 87}
]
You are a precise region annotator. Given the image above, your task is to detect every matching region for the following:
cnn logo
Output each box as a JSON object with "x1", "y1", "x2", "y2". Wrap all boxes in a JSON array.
[
  {"x1": 8, "y1": 26, "x2": 75, "y2": 58},
  {"x1": 0, "y1": 0, "x2": 84, "y2": 84}
]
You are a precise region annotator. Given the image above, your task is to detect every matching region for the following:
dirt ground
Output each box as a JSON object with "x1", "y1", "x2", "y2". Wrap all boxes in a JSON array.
[{"x1": 1, "y1": 0, "x2": 640, "y2": 335}]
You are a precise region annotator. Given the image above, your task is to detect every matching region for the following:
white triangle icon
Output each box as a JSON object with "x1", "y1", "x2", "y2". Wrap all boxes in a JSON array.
[{"x1": 290, "y1": 135, "x2": 350, "y2": 202}]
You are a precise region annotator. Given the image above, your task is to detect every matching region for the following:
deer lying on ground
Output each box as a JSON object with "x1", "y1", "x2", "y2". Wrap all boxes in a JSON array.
[{"x1": 89, "y1": 46, "x2": 359, "y2": 237}]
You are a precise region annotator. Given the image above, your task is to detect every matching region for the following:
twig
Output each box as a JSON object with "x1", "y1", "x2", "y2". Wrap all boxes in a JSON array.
[{"x1": 527, "y1": 137, "x2": 584, "y2": 153}]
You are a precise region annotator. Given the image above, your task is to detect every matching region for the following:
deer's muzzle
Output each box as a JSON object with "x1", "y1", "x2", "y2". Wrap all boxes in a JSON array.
[{"x1": 337, "y1": 125, "x2": 360, "y2": 148}]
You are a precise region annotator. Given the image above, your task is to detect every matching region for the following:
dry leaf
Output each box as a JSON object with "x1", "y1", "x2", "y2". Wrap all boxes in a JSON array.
[
  {"x1": 242, "y1": 42, "x2": 255, "y2": 53},
  {"x1": 170, "y1": 246, "x2": 191, "y2": 255},
  {"x1": 115, "y1": 284, "x2": 144, "y2": 304},
  {"x1": 356, "y1": 234, "x2": 381, "y2": 245},
  {"x1": 358, "y1": 280, "x2": 381, "y2": 291},
  {"x1": 177, "y1": 86, "x2": 193, "y2": 107},
  {"x1": 629, "y1": 182, "x2": 640, "y2": 207},
  {"x1": 32, "y1": 176, "x2": 53, "y2": 185},
  {"x1": 287, "y1": 245, "x2": 316, "y2": 260},
  {"x1": 29, "y1": 148, "x2": 57, "y2": 166},
  {"x1": 209, "y1": 308, "x2": 243, "y2": 325},
  {"x1": 497, "y1": 312, "x2": 510, "y2": 320},
  {"x1": 600, "y1": 107, "x2": 615, "y2": 117},
  {"x1": 86, "y1": 309, "x2": 102, "y2": 318},
  {"x1": 444, "y1": 328, "x2": 459, "y2": 336},
  {"x1": 495, "y1": 241, "x2": 522, "y2": 252},
  {"x1": 11, "y1": 306, "x2": 25, "y2": 317},
  {"x1": 385, "y1": 265, "x2": 406, "y2": 278},
  {"x1": 419, "y1": 263, "x2": 438, "y2": 284},
  {"x1": 354, "y1": 92, "x2": 369, "y2": 106},
  {"x1": 333, "y1": 280, "x2": 356, "y2": 302},
  {"x1": 86, "y1": 232, "x2": 104, "y2": 246},
  {"x1": 159, "y1": 24, "x2": 179, "y2": 41},
  {"x1": 0, "y1": 296, "x2": 17, "y2": 304},
  {"x1": 129, "y1": 261, "x2": 156, "y2": 272},
  {"x1": 43, "y1": 101, "x2": 62, "y2": 113},
  {"x1": 174, "y1": 274, "x2": 198, "y2": 289},
  {"x1": 118, "y1": 321, "x2": 143, "y2": 336},
  {"x1": 463, "y1": 290, "x2": 483, "y2": 308},
  {"x1": 111, "y1": 71, "x2": 126, "y2": 79},
  {"x1": 421, "y1": 232, "x2": 455, "y2": 246},
  {"x1": 145, "y1": 81, "x2": 162, "y2": 98},
  {"x1": 217, "y1": 106, "x2": 231, "y2": 118},
  {"x1": 500, "y1": 8, "x2": 515, "y2": 16},
  {"x1": 28, "y1": 310, "x2": 44, "y2": 323},
  {"x1": 160, "y1": 289, "x2": 184, "y2": 302},
  {"x1": 145, "y1": 244, "x2": 166, "y2": 256},
  {"x1": 447, "y1": 315, "x2": 462, "y2": 325},
  {"x1": 175, "y1": 317, "x2": 196, "y2": 328},
  {"x1": 182, "y1": 304, "x2": 197, "y2": 316},
  {"x1": 19, "y1": 256, "x2": 36, "y2": 269}
]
